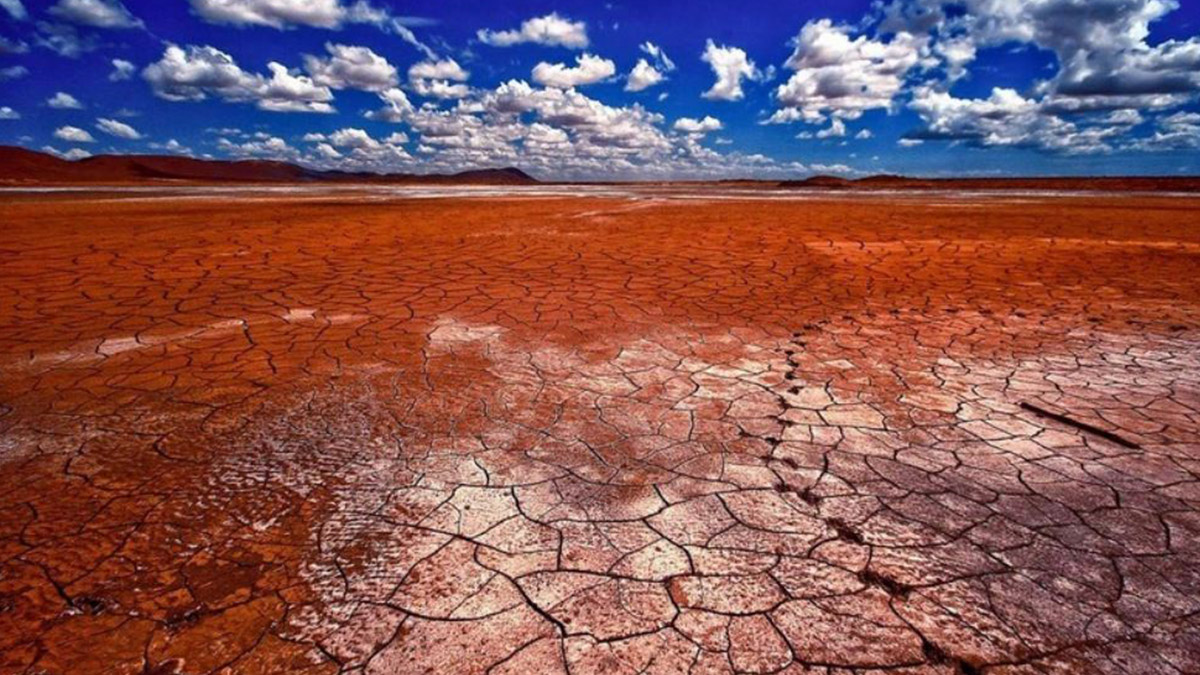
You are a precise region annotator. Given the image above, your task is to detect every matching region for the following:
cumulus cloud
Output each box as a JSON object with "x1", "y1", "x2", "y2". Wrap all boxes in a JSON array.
[
  {"x1": 410, "y1": 79, "x2": 471, "y2": 99},
  {"x1": 625, "y1": 60, "x2": 664, "y2": 92},
  {"x1": 1131, "y1": 111, "x2": 1200, "y2": 150},
  {"x1": 532, "y1": 54, "x2": 615, "y2": 88},
  {"x1": 700, "y1": 40, "x2": 763, "y2": 101},
  {"x1": 218, "y1": 135, "x2": 302, "y2": 161},
  {"x1": 300, "y1": 127, "x2": 411, "y2": 169},
  {"x1": 222, "y1": 73, "x2": 838, "y2": 178},
  {"x1": 907, "y1": 85, "x2": 1119, "y2": 154},
  {"x1": 48, "y1": 0, "x2": 142, "y2": 28},
  {"x1": 189, "y1": 0, "x2": 386, "y2": 29},
  {"x1": 477, "y1": 13, "x2": 588, "y2": 49},
  {"x1": 54, "y1": 125, "x2": 95, "y2": 143},
  {"x1": 816, "y1": 117, "x2": 847, "y2": 138},
  {"x1": 408, "y1": 58, "x2": 471, "y2": 99},
  {"x1": 0, "y1": 106, "x2": 19, "y2": 119},
  {"x1": 144, "y1": 44, "x2": 335, "y2": 113},
  {"x1": 625, "y1": 42, "x2": 675, "y2": 92},
  {"x1": 95, "y1": 117, "x2": 141, "y2": 139},
  {"x1": 109, "y1": 58, "x2": 135, "y2": 81},
  {"x1": 807, "y1": 0, "x2": 1200, "y2": 154},
  {"x1": 673, "y1": 116, "x2": 722, "y2": 134},
  {"x1": 47, "y1": 91, "x2": 83, "y2": 109},
  {"x1": 941, "y1": 0, "x2": 1200, "y2": 107},
  {"x1": 408, "y1": 58, "x2": 468, "y2": 82},
  {"x1": 365, "y1": 87, "x2": 414, "y2": 122},
  {"x1": 150, "y1": 138, "x2": 192, "y2": 154},
  {"x1": 304, "y1": 43, "x2": 397, "y2": 91},
  {"x1": 773, "y1": 19, "x2": 927, "y2": 123}
]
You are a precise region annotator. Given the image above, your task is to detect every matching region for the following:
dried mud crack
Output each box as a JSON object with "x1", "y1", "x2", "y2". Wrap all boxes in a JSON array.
[{"x1": 1, "y1": 190, "x2": 1199, "y2": 674}]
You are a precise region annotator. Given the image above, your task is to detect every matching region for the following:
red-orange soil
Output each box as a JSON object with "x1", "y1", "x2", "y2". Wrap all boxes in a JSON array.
[{"x1": 1, "y1": 189, "x2": 1199, "y2": 674}]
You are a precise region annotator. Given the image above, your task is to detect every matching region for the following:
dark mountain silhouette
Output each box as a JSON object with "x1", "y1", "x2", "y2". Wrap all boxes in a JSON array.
[
  {"x1": 0, "y1": 146, "x2": 539, "y2": 185},
  {"x1": 778, "y1": 173, "x2": 1200, "y2": 192}
]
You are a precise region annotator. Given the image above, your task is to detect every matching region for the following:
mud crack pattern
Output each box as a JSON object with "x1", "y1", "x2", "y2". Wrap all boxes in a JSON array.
[{"x1": 1, "y1": 191, "x2": 1199, "y2": 674}]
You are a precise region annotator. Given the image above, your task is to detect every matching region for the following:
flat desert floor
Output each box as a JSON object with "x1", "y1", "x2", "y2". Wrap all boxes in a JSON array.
[{"x1": 1, "y1": 188, "x2": 1199, "y2": 675}]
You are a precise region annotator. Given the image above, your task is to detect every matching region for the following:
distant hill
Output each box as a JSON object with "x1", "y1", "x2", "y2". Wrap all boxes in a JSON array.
[
  {"x1": 0, "y1": 146, "x2": 539, "y2": 186},
  {"x1": 778, "y1": 173, "x2": 1200, "y2": 192}
]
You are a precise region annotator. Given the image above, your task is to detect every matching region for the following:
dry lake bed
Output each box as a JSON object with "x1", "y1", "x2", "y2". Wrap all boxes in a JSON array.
[{"x1": 1, "y1": 187, "x2": 1199, "y2": 674}]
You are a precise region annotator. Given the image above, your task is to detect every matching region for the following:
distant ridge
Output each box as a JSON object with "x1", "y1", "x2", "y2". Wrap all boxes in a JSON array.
[
  {"x1": 0, "y1": 146, "x2": 539, "y2": 186},
  {"x1": 778, "y1": 173, "x2": 1200, "y2": 192}
]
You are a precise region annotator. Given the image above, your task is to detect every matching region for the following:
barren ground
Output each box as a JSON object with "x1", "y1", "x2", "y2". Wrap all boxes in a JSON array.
[{"x1": 1, "y1": 189, "x2": 1199, "y2": 674}]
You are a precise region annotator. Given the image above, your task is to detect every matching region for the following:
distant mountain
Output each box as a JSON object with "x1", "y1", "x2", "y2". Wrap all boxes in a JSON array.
[
  {"x1": 0, "y1": 146, "x2": 539, "y2": 186},
  {"x1": 778, "y1": 173, "x2": 1200, "y2": 192}
]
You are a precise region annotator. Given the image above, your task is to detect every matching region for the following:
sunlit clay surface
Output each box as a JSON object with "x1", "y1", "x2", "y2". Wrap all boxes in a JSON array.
[{"x1": 2, "y1": 190, "x2": 1199, "y2": 674}]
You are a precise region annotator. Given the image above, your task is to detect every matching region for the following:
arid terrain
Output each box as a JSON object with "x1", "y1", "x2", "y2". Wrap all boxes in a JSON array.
[{"x1": 1, "y1": 187, "x2": 1199, "y2": 674}]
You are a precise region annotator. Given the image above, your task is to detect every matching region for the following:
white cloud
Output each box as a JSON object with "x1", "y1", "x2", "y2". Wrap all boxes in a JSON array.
[
  {"x1": 773, "y1": 19, "x2": 927, "y2": 122},
  {"x1": 189, "y1": 0, "x2": 386, "y2": 29},
  {"x1": 47, "y1": 91, "x2": 83, "y2": 109},
  {"x1": 532, "y1": 54, "x2": 615, "y2": 88},
  {"x1": 700, "y1": 39, "x2": 762, "y2": 101},
  {"x1": 626, "y1": 42, "x2": 675, "y2": 92},
  {"x1": 408, "y1": 58, "x2": 468, "y2": 82},
  {"x1": 408, "y1": 58, "x2": 471, "y2": 99},
  {"x1": 935, "y1": 0, "x2": 1200, "y2": 107},
  {"x1": 309, "y1": 127, "x2": 412, "y2": 167},
  {"x1": 0, "y1": 0, "x2": 26, "y2": 20},
  {"x1": 150, "y1": 138, "x2": 192, "y2": 154},
  {"x1": 816, "y1": 117, "x2": 846, "y2": 138},
  {"x1": 1101, "y1": 109, "x2": 1144, "y2": 126},
  {"x1": 625, "y1": 60, "x2": 664, "y2": 92},
  {"x1": 328, "y1": 127, "x2": 380, "y2": 149},
  {"x1": 33, "y1": 21, "x2": 97, "y2": 58},
  {"x1": 54, "y1": 125, "x2": 96, "y2": 143},
  {"x1": 313, "y1": 143, "x2": 341, "y2": 160},
  {"x1": 908, "y1": 85, "x2": 1119, "y2": 154},
  {"x1": 48, "y1": 0, "x2": 142, "y2": 29},
  {"x1": 0, "y1": 65, "x2": 28, "y2": 80},
  {"x1": 477, "y1": 13, "x2": 588, "y2": 49},
  {"x1": 850, "y1": 0, "x2": 1200, "y2": 154},
  {"x1": 389, "y1": 20, "x2": 436, "y2": 60},
  {"x1": 304, "y1": 43, "x2": 397, "y2": 91},
  {"x1": 365, "y1": 87, "x2": 414, "y2": 122},
  {"x1": 144, "y1": 44, "x2": 335, "y2": 113},
  {"x1": 1130, "y1": 111, "x2": 1200, "y2": 150},
  {"x1": 217, "y1": 135, "x2": 299, "y2": 160},
  {"x1": 673, "y1": 116, "x2": 723, "y2": 134},
  {"x1": 95, "y1": 117, "x2": 141, "y2": 139},
  {"x1": 640, "y1": 42, "x2": 676, "y2": 71},
  {"x1": 0, "y1": 106, "x2": 19, "y2": 119},
  {"x1": 109, "y1": 58, "x2": 135, "y2": 81},
  {"x1": 44, "y1": 145, "x2": 93, "y2": 160},
  {"x1": 410, "y1": 79, "x2": 471, "y2": 99},
  {"x1": 855, "y1": 128, "x2": 873, "y2": 139}
]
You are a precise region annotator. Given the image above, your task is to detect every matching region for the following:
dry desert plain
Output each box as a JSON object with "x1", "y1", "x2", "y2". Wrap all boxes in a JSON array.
[{"x1": 1, "y1": 186, "x2": 1200, "y2": 674}]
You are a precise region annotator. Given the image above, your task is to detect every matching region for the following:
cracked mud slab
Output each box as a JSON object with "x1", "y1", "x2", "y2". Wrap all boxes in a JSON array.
[{"x1": 1, "y1": 190, "x2": 1199, "y2": 674}]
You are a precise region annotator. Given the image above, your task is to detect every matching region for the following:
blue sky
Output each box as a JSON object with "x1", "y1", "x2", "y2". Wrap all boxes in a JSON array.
[{"x1": 1, "y1": 0, "x2": 1199, "y2": 179}]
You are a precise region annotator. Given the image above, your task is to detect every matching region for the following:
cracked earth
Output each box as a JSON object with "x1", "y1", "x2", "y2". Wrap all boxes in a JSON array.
[{"x1": 1, "y1": 189, "x2": 1199, "y2": 674}]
